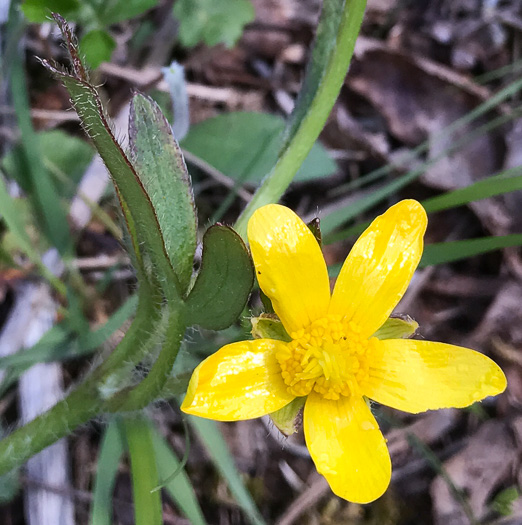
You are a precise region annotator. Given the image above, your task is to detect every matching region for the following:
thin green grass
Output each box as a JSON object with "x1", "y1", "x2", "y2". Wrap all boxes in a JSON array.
[
  {"x1": 124, "y1": 417, "x2": 163, "y2": 525},
  {"x1": 189, "y1": 416, "x2": 267, "y2": 525},
  {"x1": 90, "y1": 419, "x2": 125, "y2": 525}
]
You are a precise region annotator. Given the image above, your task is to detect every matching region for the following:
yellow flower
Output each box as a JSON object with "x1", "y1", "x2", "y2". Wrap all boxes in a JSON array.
[{"x1": 181, "y1": 200, "x2": 506, "y2": 504}]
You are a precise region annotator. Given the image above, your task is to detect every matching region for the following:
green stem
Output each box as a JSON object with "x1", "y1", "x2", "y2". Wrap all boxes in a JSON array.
[
  {"x1": 234, "y1": 0, "x2": 367, "y2": 238},
  {"x1": 0, "y1": 285, "x2": 157, "y2": 476},
  {"x1": 105, "y1": 305, "x2": 186, "y2": 412},
  {"x1": 0, "y1": 384, "x2": 103, "y2": 475}
]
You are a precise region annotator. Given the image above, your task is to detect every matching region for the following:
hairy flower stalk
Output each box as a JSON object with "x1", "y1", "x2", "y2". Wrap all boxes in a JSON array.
[{"x1": 182, "y1": 200, "x2": 506, "y2": 503}]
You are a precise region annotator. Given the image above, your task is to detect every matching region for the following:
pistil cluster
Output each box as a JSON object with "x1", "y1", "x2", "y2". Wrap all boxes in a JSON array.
[{"x1": 275, "y1": 315, "x2": 377, "y2": 400}]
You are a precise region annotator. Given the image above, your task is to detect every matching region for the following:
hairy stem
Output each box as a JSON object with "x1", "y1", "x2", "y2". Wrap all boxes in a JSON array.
[
  {"x1": 234, "y1": 0, "x2": 366, "y2": 238},
  {"x1": 105, "y1": 305, "x2": 186, "y2": 412},
  {"x1": 0, "y1": 285, "x2": 158, "y2": 476}
]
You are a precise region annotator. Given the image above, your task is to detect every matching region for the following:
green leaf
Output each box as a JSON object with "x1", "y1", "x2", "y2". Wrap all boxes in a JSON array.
[
  {"x1": 185, "y1": 225, "x2": 254, "y2": 330},
  {"x1": 372, "y1": 316, "x2": 419, "y2": 340},
  {"x1": 182, "y1": 112, "x2": 336, "y2": 184},
  {"x1": 420, "y1": 234, "x2": 522, "y2": 267},
  {"x1": 491, "y1": 486, "x2": 520, "y2": 516},
  {"x1": 124, "y1": 417, "x2": 163, "y2": 525},
  {"x1": 43, "y1": 16, "x2": 181, "y2": 297},
  {"x1": 128, "y1": 93, "x2": 197, "y2": 293},
  {"x1": 80, "y1": 29, "x2": 116, "y2": 69},
  {"x1": 22, "y1": 0, "x2": 80, "y2": 22},
  {"x1": 90, "y1": 419, "x2": 125, "y2": 525},
  {"x1": 100, "y1": 0, "x2": 158, "y2": 25},
  {"x1": 173, "y1": 0, "x2": 254, "y2": 48},
  {"x1": 150, "y1": 424, "x2": 207, "y2": 525},
  {"x1": 189, "y1": 417, "x2": 266, "y2": 525}
]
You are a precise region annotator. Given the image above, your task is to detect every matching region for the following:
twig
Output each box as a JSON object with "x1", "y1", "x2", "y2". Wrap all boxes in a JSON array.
[
  {"x1": 275, "y1": 473, "x2": 330, "y2": 525},
  {"x1": 182, "y1": 149, "x2": 253, "y2": 202}
]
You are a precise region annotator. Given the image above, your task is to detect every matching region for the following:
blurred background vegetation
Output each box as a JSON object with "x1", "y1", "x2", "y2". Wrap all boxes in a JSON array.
[{"x1": 0, "y1": 0, "x2": 522, "y2": 524}]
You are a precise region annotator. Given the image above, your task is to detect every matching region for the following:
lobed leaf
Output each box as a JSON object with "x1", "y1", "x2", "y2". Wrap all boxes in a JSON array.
[
  {"x1": 43, "y1": 15, "x2": 180, "y2": 295},
  {"x1": 129, "y1": 93, "x2": 197, "y2": 293},
  {"x1": 185, "y1": 225, "x2": 254, "y2": 330},
  {"x1": 173, "y1": 0, "x2": 254, "y2": 48}
]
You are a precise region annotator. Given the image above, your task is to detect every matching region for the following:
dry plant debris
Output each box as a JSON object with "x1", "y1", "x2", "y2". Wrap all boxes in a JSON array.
[{"x1": 1, "y1": 0, "x2": 522, "y2": 524}]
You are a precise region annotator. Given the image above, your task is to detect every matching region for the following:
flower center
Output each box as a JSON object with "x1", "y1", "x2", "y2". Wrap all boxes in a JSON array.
[{"x1": 275, "y1": 315, "x2": 376, "y2": 400}]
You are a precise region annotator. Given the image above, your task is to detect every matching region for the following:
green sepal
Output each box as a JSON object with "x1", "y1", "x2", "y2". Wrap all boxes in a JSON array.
[
  {"x1": 269, "y1": 397, "x2": 305, "y2": 436},
  {"x1": 259, "y1": 290, "x2": 275, "y2": 314},
  {"x1": 251, "y1": 314, "x2": 290, "y2": 342},
  {"x1": 373, "y1": 315, "x2": 419, "y2": 340},
  {"x1": 306, "y1": 217, "x2": 322, "y2": 246},
  {"x1": 185, "y1": 225, "x2": 254, "y2": 330},
  {"x1": 128, "y1": 93, "x2": 197, "y2": 293}
]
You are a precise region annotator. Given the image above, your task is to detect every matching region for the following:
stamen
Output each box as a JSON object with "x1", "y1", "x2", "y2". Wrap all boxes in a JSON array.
[{"x1": 275, "y1": 315, "x2": 374, "y2": 399}]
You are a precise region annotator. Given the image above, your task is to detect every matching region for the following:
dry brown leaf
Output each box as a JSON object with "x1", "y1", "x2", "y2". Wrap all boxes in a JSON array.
[{"x1": 431, "y1": 419, "x2": 519, "y2": 525}]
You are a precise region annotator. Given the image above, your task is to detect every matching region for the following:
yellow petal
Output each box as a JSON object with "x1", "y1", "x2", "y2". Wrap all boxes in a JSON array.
[
  {"x1": 364, "y1": 339, "x2": 507, "y2": 413},
  {"x1": 304, "y1": 392, "x2": 391, "y2": 504},
  {"x1": 248, "y1": 204, "x2": 330, "y2": 335},
  {"x1": 329, "y1": 200, "x2": 427, "y2": 338},
  {"x1": 181, "y1": 339, "x2": 295, "y2": 421}
]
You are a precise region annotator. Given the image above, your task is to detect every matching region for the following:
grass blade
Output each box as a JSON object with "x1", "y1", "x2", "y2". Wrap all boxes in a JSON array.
[
  {"x1": 322, "y1": 108, "x2": 522, "y2": 240},
  {"x1": 189, "y1": 416, "x2": 266, "y2": 525},
  {"x1": 422, "y1": 166, "x2": 522, "y2": 213},
  {"x1": 0, "y1": 172, "x2": 66, "y2": 296},
  {"x1": 0, "y1": 294, "x2": 138, "y2": 369},
  {"x1": 420, "y1": 234, "x2": 522, "y2": 267},
  {"x1": 330, "y1": 74, "x2": 522, "y2": 198},
  {"x1": 149, "y1": 423, "x2": 207, "y2": 525},
  {"x1": 90, "y1": 419, "x2": 125, "y2": 525},
  {"x1": 124, "y1": 416, "x2": 163, "y2": 525},
  {"x1": 7, "y1": 9, "x2": 71, "y2": 254}
]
